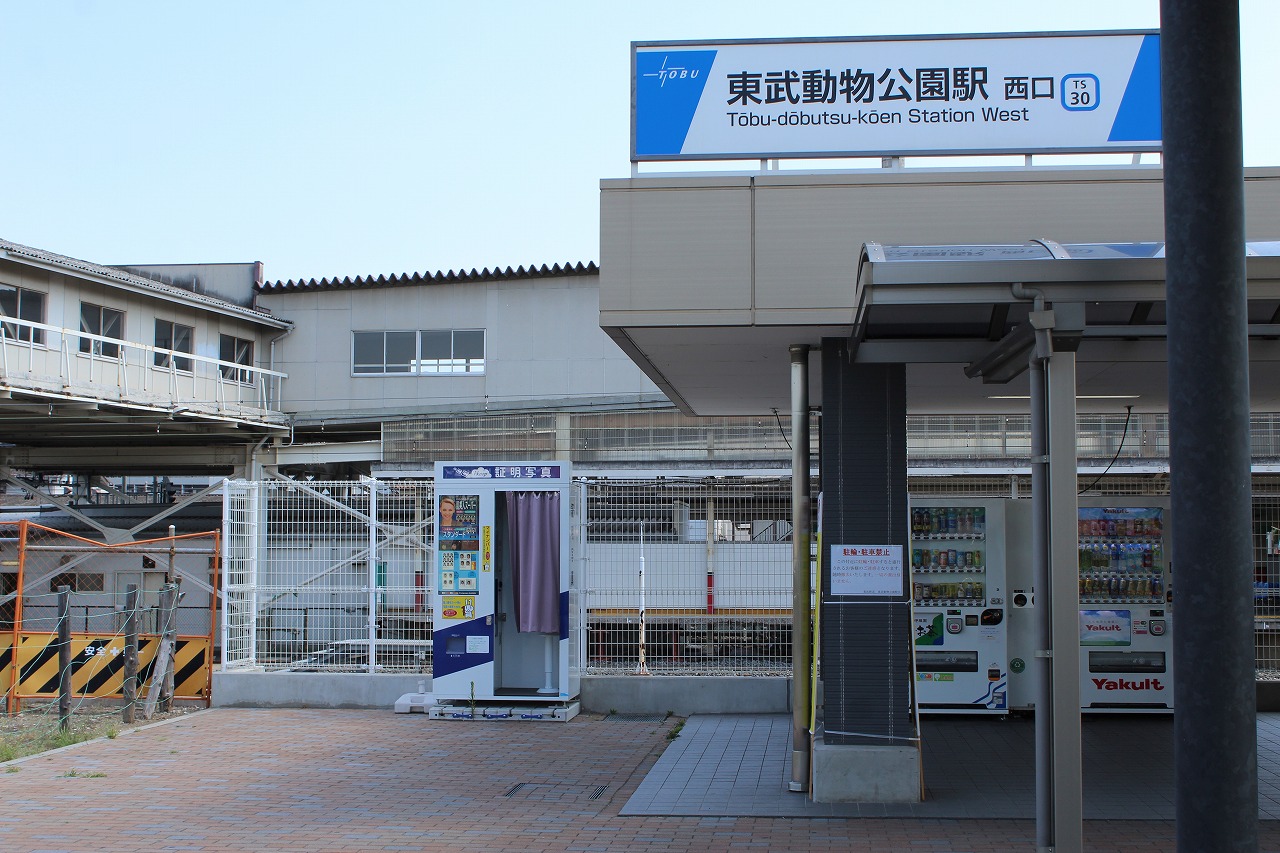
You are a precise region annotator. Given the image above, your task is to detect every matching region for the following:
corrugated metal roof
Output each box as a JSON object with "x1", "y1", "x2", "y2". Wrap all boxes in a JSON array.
[
  {"x1": 0, "y1": 237, "x2": 291, "y2": 328},
  {"x1": 259, "y1": 260, "x2": 600, "y2": 294}
]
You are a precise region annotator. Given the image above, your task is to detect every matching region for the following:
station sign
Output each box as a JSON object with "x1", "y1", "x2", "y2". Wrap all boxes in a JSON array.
[{"x1": 633, "y1": 31, "x2": 1160, "y2": 161}]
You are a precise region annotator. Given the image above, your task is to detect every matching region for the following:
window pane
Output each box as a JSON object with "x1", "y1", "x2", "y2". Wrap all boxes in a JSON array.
[
  {"x1": 353, "y1": 332, "x2": 384, "y2": 372},
  {"x1": 20, "y1": 291, "x2": 43, "y2": 345},
  {"x1": 453, "y1": 330, "x2": 485, "y2": 359},
  {"x1": 0, "y1": 285, "x2": 18, "y2": 320},
  {"x1": 385, "y1": 331, "x2": 416, "y2": 373},
  {"x1": 173, "y1": 324, "x2": 193, "y2": 371},
  {"x1": 155, "y1": 320, "x2": 173, "y2": 367},
  {"x1": 220, "y1": 334, "x2": 253, "y2": 382},
  {"x1": 0, "y1": 285, "x2": 19, "y2": 342},
  {"x1": 80, "y1": 303, "x2": 100, "y2": 353},
  {"x1": 102, "y1": 308, "x2": 123, "y2": 340},
  {"x1": 420, "y1": 330, "x2": 452, "y2": 359}
]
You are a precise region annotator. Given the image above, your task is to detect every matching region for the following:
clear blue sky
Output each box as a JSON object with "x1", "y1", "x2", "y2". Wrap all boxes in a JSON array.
[{"x1": 1, "y1": 1, "x2": 1275, "y2": 283}]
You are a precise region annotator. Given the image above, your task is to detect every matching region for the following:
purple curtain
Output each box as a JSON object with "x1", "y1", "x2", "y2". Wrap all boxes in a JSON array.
[{"x1": 506, "y1": 491, "x2": 560, "y2": 633}]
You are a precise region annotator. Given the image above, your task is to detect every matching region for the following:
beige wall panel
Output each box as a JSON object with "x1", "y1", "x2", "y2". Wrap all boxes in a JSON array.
[
  {"x1": 754, "y1": 176, "x2": 1172, "y2": 311},
  {"x1": 600, "y1": 185, "x2": 753, "y2": 313}
]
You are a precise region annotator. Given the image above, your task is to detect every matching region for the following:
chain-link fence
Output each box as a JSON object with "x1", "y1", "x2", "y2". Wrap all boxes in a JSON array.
[{"x1": 2, "y1": 522, "x2": 218, "y2": 714}]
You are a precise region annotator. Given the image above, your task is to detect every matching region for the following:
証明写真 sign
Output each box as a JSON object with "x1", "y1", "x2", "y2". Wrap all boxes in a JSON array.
[{"x1": 633, "y1": 31, "x2": 1160, "y2": 161}]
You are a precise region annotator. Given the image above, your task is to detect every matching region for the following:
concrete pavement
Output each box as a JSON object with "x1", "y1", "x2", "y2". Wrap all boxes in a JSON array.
[{"x1": 1, "y1": 708, "x2": 1277, "y2": 852}]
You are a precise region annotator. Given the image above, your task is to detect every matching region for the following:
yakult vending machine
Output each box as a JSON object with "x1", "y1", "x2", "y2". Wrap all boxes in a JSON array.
[
  {"x1": 910, "y1": 499, "x2": 1009, "y2": 713},
  {"x1": 430, "y1": 462, "x2": 579, "y2": 713},
  {"x1": 1003, "y1": 497, "x2": 1174, "y2": 712},
  {"x1": 1076, "y1": 499, "x2": 1173, "y2": 711}
]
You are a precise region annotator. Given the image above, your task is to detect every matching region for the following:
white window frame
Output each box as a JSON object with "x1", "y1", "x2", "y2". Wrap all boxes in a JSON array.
[
  {"x1": 219, "y1": 334, "x2": 255, "y2": 384},
  {"x1": 0, "y1": 284, "x2": 46, "y2": 346},
  {"x1": 79, "y1": 301, "x2": 125, "y2": 358},
  {"x1": 352, "y1": 329, "x2": 486, "y2": 376},
  {"x1": 154, "y1": 319, "x2": 195, "y2": 372}
]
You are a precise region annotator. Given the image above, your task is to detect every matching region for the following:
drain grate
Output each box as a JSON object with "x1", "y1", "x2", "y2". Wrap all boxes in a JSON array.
[
  {"x1": 605, "y1": 713, "x2": 668, "y2": 722},
  {"x1": 502, "y1": 782, "x2": 610, "y2": 801}
]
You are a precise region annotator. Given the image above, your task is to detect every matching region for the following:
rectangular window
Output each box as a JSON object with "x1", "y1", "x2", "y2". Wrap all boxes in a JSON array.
[
  {"x1": 80, "y1": 302, "x2": 125, "y2": 357},
  {"x1": 219, "y1": 334, "x2": 254, "y2": 383},
  {"x1": 154, "y1": 320, "x2": 194, "y2": 371},
  {"x1": 352, "y1": 329, "x2": 485, "y2": 375},
  {"x1": 0, "y1": 285, "x2": 45, "y2": 344},
  {"x1": 420, "y1": 329, "x2": 485, "y2": 373},
  {"x1": 49, "y1": 572, "x2": 105, "y2": 593}
]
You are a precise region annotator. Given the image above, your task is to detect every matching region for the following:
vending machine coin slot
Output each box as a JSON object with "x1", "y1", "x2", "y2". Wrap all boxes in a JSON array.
[{"x1": 945, "y1": 615, "x2": 964, "y2": 635}]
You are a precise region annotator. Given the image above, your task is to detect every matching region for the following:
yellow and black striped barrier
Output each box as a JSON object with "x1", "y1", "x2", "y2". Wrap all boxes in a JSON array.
[
  {"x1": 1, "y1": 633, "x2": 13, "y2": 710},
  {"x1": 9, "y1": 632, "x2": 210, "y2": 703}
]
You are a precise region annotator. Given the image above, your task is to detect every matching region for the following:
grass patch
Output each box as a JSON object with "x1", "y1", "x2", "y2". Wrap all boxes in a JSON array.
[
  {"x1": 666, "y1": 720, "x2": 685, "y2": 740},
  {"x1": 0, "y1": 704, "x2": 196, "y2": 762}
]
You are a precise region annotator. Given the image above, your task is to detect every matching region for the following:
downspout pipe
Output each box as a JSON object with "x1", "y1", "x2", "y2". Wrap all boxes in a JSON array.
[{"x1": 789, "y1": 344, "x2": 812, "y2": 793}]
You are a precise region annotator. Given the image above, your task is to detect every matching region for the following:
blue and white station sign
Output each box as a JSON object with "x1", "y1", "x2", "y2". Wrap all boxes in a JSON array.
[{"x1": 632, "y1": 31, "x2": 1160, "y2": 161}]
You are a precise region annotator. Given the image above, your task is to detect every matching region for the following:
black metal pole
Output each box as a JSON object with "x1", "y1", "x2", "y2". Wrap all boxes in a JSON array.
[
  {"x1": 123, "y1": 584, "x2": 138, "y2": 725},
  {"x1": 57, "y1": 585, "x2": 71, "y2": 733},
  {"x1": 1160, "y1": 2, "x2": 1258, "y2": 850}
]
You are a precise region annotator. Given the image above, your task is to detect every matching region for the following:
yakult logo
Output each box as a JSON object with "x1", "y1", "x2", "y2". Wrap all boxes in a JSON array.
[{"x1": 1092, "y1": 677, "x2": 1165, "y2": 691}]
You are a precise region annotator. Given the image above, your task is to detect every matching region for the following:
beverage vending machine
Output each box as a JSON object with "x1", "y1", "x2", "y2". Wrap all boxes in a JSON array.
[
  {"x1": 1076, "y1": 499, "x2": 1173, "y2": 711},
  {"x1": 429, "y1": 461, "x2": 579, "y2": 713},
  {"x1": 910, "y1": 499, "x2": 1009, "y2": 713}
]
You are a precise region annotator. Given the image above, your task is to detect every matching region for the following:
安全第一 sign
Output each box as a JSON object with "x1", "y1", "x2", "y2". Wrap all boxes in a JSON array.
[{"x1": 633, "y1": 30, "x2": 1160, "y2": 161}]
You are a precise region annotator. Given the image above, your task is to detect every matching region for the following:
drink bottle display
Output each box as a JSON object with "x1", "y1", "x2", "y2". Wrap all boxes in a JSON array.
[
  {"x1": 911, "y1": 505, "x2": 990, "y2": 605},
  {"x1": 911, "y1": 500, "x2": 1007, "y2": 713},
  {"x1": 1075, "y1": 507, "x2": 1167, "y2": 605}
]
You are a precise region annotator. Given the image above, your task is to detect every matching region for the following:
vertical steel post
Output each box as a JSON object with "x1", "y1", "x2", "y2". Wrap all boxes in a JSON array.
[
  {"x1": 1029, "y1": 357, "x2": 1053, "y2": 848},
  {"x1": 789, "y1": 344, "x2": 813, "y2": 793},
  {"x1": 8, "y1": 519, "x2": 27, "y2": 714},
  {"x1": 158, "y1": 582, "x2": 177, "y2": 714},
  {"x1": 123, "y1": 584, "x2": 138, "y2": 724},
  {"x1": 705, "y1": 495, "x2": 715, "y2": 614},
  {"x1": 637, "y1": 521, "x2": 649, "y2": 675},
  {"x1": 1160, "y1": 3, "x2": 1257, "y2": 849},
  {"x1": 367, "y1": 478, "x2": 379, "y2": 675},
  {"x1": 57, "y1": 585, "x2": 70, "y2": 733},
  {"x1": 1047, "y1": 350, "x2": 1082, "y2": 851}
]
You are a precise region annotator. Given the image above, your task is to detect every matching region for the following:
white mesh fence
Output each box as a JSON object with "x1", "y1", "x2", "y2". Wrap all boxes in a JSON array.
[
  {"x1": 218, "y1": 473, "x2": 1280, "y2": 678},
  {"x1": 221, "y1": 478, "x2": 434, "y2": 673},
  {"x1": 581, "y1": 478, "x2": 796, "y2": 676}
]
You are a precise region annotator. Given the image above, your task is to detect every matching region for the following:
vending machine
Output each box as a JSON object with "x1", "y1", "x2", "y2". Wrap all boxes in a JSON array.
[
  {"x1": 910, "y1": 499, "x2": 1010, "y2": 713},
  {"x1": 1076, "y1": 499, "x2": 1173, "y2": 712},
  {"x1": 430, "y1": 461, "x2": 579, "y2": 711},
  {"x1": 1003, "y1": 497, "x2": 1174, "y2": 713}
]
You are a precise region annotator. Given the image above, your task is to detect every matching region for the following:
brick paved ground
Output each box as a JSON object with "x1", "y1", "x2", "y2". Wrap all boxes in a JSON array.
[{"x1": 0, "y1": 708, "x2": 1276, "y2": 852}]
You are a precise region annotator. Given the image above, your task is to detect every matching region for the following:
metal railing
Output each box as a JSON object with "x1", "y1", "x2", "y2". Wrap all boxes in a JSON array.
[{"x1": 0, "y1": 316, "x2": 286, "y2": 425}]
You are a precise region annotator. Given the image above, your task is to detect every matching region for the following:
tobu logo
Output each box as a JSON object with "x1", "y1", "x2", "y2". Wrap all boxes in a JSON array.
[
  {"x1": 1092, "y1": 677, "x2": 1165, "y2": 691},
  {"x1": 642, "y1": 55, "x2": 701, "y2": 87}
]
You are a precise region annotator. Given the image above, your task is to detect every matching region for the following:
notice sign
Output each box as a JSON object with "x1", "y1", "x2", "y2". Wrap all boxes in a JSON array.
[
  {"x1": 831, "y1": 544, "x2": 903, "y2": 597},
  {"x1": 633, "y1": 30, "x2": 1160, "y2": 160}
]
